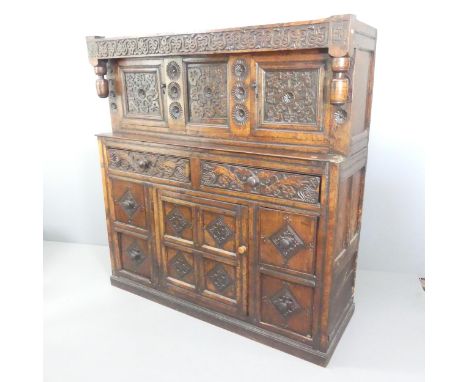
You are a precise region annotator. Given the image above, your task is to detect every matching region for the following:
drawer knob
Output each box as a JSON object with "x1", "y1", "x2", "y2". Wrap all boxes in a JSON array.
[
  {"x1": 121, "y1": 200, "x2": 136, "y2": 209},
  {"x1": 246, "y1": 175, "x2": 259, "y2": 187},
  {"x1": 238, "y1": 245, "x2": 247, "y2": 255},
  {"x1": 137, "y1": 159, "x2": 150, "y2": 169},
  {"x1": 128, "y1": 248, "x2": 142, "y2": 262},
  {"x1": 279, "y1": 238, "x2": 292, "y2": 249}
]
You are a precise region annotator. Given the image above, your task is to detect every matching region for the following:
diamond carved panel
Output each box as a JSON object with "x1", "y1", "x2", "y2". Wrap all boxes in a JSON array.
[
  {"x1": 207, "y1": 264, "x2": 233, "y2": 293},
  {"x1": 269, "y1": 224, "x2": 305, "y2": 263},
  {"x1": 169, "y1": 251, "x2": 193, "y2": 279},
  {"x1": 206, "y1": 216, "x2": 234, "y2": 248},
  {"x1": 166, "y1": 207, "x2": 191, "y2": 237},
  {"x1": 117, "y1": 190, "x2": 140, "y2": 218},
  {"x1": 270, "y1": 284, "x2": 302, "y2": 319}
]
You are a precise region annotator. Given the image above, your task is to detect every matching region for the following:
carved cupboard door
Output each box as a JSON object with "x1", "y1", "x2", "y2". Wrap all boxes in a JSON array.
[
  {"x1": 157, "y1": 190, "x2": 248, "y2": 317},
  {"x1": 250, "y1": 52, "x2": 330, "y2": 146},
  {"x1": 252, "y1": 206, "x2": 319, "y2": 342}
]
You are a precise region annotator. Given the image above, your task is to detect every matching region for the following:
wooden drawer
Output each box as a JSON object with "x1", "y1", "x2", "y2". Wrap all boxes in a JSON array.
[
  {"x1": 107, "y1": 147, "x2": 190, "y2": 183},
  {"x1": 200, "y1": 161, "x2": 321, "y2": 204}
]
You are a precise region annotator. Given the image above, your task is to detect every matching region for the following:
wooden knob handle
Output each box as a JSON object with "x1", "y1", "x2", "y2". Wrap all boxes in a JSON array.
[{"x1": 238, "y1": 245, "x2": 247, "y2": 255}]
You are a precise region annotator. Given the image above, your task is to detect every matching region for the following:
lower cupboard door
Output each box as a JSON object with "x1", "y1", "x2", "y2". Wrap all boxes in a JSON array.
[
  {"x1": 158, "y1": 190, "x2": 248, "y2": 317},
  {"x1": 258, "y1": 271, "x2": 315, "y2": 340},
  {"x1": 114, "y1": 231, "x2": 152, "y2": 283}
]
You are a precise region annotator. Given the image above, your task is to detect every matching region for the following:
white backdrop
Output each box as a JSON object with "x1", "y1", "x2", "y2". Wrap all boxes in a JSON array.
[{"x1": 43, "y1": 0, "x2": 425, "y2": 275}]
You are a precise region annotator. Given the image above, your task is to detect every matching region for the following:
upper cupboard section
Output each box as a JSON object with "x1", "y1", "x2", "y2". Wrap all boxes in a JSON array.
[{"x1": 109, "y1": 52, "x2": 330, "y2": 145}]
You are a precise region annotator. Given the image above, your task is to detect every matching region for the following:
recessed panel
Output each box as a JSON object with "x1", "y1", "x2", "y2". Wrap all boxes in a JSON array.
[
  {"x1": 186, "y1": 62, "x2": 228, "y2": 124},
  {"x1": 122, "y1": 68, "x2": 165, "y2": 120},
  {"x1": 262, "y1": 69, "x2": 319, "y2": 125},
  {"x1": 260, "y1": 273, "x2": 314, "y2": 338},
  {"x1": 119, "y1": 233, "x2": 151, "y2": 280}
]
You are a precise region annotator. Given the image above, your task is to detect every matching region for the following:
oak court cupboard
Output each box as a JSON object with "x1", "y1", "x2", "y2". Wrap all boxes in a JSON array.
[{"x1": 86, "y1": 14, "x2": 377, "y2": 366}]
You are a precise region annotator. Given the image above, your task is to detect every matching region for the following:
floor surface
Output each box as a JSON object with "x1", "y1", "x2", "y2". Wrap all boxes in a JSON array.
[{"x1": 44, "y1": 241, "x2": 424, "y2": 382}]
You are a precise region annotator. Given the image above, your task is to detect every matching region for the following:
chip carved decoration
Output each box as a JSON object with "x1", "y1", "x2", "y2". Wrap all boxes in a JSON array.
[
  {"x1": 124, "y1": 71, "x2": 161, "y2": 116},
  {"x1": 207, "y1": 264, "x2": 234, "y2": 293},
  {"x1": 166, "y1": 207, "x2": 192, "y2": 237},
  {"x1": 117, "y1": 190, "x2": 140, "y2": 219},
  {"x1": 170, "y1": 251, "x2": 193, "y2": 279},
  {"x1": 187, "y1": 63, "x2": 228, "y2": 122},
  {"x1": 263, "y1": 69, "x2": 319, "y2": 124},
  {"x1": 270, "y1": 223, "x2": 306, "y2": 263},
  {"x1": 108, "y1": 149, "x2": 190, "y2": 183},
  {"x1": 205, "y1": 216, "x2": 234, "y2": 248},
  {"x1": 201, "y1": 161, "x2": 320, "y2": 204},
  {"x1": 87, "y1": 23, "x2": 330, "y2": 59},
  {"x1": 270, "y1": 283, "x2": 302, "y2": 319}
]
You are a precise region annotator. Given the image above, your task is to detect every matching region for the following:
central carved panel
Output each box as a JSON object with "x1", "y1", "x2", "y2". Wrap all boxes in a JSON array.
[
  {"x1": 206, "y1": 216, "x2": 234, "y2": 249},
  {"x1": 263, "y1": 69, "x2": 319, "y2": 125},
  {"x1": 187, "y1": 62, "x2": 228, "y2": 123},
  {"x1": 124, "y1": 71, "x2": 162, "y2": 117},
  {"x1": 117, "y1": 190, "x2": 140, "y2": 218}
]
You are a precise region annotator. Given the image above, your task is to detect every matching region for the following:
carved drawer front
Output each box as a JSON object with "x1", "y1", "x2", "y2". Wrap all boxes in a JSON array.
[
  {"x1": 116, "y1": 232, "x2": 152, "y2": 281},
  {"x1": 119, "y1": 59, "x2": 166, "y2": 123},
  {"x1": 200, "y1": 161, "x2": 321, "y2": 204},
  {"x1": 258, "y1": 207, "x2": 318, "y2": 275},
  {"x1": 110, "y1": 178, "x2": 147, "y2": 229},
  {"x1": 107, "y1": 148, "x2": 190, "y2": 183},
  {"x1": 259, "y1": 273, "x2": 314, "y2": 339}
]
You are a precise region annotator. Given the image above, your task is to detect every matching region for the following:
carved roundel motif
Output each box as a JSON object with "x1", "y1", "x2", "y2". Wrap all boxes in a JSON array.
[
  {"x1": 166, "y1": 61, "x2": 181, "y2": 80},
  {"x1": 232, "y1": 82, "x2": 247, "y2": 102},
  {"x1": 169, "y1": 102, "x2": 183, "y2": 119},
  {"x1": 333, "y1": 108, "x2": 347, "y2": 124},
  {"x1": 232, "y1": 104, "x2": 249, "y2": 125},
  {"x1": 232, "y1": 59, "x2": 248, "y2": 79},
  {"x1": 168, "y1": 82, "x2": 181, "y2": 100}
]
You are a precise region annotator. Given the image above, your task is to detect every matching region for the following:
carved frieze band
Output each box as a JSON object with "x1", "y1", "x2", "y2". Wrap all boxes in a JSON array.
[
  {"x1": 200, "y1": 161, "x2": 320, "y2": 204},
  {"x1": 108, "y1": 148, "x2": 190, "y2": 183},
  {"x1": 87, "y1": 23, "x2": 330, "y2": 59}
]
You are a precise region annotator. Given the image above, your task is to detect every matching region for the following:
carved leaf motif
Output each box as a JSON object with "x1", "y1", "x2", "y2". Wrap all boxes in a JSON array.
[
  {"x1": 263, "y1": 69, "x2": 319, "y2": 124},
  {"x1": 166, "y1": 207, "x2": 191, "y2": 237},
  {"x1": 201, "y1": 161, "x2": 320, "y2": 204}
]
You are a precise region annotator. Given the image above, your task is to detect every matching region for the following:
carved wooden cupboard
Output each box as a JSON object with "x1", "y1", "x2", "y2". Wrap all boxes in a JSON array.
[{"x1": 86, "y1": 14, "x2": 376, "y2": 366}]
